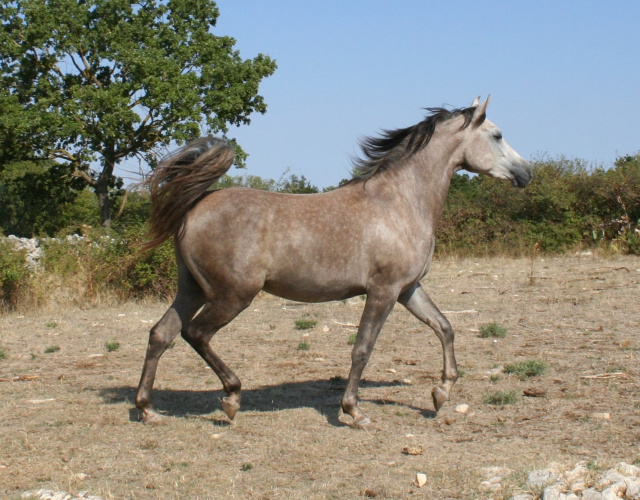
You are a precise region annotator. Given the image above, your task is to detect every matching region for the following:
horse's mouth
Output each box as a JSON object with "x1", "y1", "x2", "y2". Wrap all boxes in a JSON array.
[{"x1": 511, "y1": 164, "x2": 532, "y2": 188}]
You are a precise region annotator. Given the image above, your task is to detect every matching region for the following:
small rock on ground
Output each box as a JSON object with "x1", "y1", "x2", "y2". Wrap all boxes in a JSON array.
[{"x1": 21, "y1": 490, "x2": 103, "y2": 500}]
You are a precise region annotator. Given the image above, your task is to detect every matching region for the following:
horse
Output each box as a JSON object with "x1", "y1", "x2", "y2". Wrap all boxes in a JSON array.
[{"x1": 135, "y1": 97, "x2": 532, "y2": 429}]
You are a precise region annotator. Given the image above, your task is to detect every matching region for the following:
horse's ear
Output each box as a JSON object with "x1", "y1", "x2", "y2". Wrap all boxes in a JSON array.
[
  {"x1": 472, "y1": 95, "x2": 490, "y2": 126},
  {"x1": 471, "y1": 96, "x2": 480, "y2": 107}
]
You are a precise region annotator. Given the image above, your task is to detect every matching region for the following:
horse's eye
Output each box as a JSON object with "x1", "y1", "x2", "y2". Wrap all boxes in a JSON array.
[{"x1": 493, "y1": 132, "x2": 503, "y2": 140}]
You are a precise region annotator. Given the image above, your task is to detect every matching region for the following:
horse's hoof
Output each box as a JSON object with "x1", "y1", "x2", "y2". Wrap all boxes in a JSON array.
[
  {"x1": 351, "y1": 415, "x2": 375, "y2": 430},
  {"x1": 221, "y1": 396, "x2": 240, "y2": 420},
  {"x1": 142, "y1": 409, "x2": 165, "y2": 425},
  {"x1": 432, "y1": 386, "x2": 448, "y2": 412}
]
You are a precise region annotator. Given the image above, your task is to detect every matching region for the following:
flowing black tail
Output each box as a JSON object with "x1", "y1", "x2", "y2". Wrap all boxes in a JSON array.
[{"x1": 143, "y1": 137, "x2": 235, "y2": 251}]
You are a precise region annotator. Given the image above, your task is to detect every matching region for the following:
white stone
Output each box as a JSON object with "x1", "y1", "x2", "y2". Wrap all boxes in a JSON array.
[
  {"x1": 541, "y1": 484, "x2": 563, "y2": 500},
  {"x1": 626, "y1": 478, "x2": 640, "y2": 499},
  {"x1": 570, "y1": 481, "x2": 586, "y2": 493},
  {"x1": 528, "y1": 469, "x2": 560, "y2": 488},
  {"x1": 557, "y1": 494, "x2": 580, "y2": 500},
  {"x1": 597, "y1": 470, "x2": 626, "y2": 489},
  {"x1": 415, "y1": 472, "x2": 427, "y2": 487},
  {"x1": 455, "y1": 404, "x2": 470, "y2": 414},
  {"x1": 581, "y1": 488, "x2": 603, "y2": 500},
  {"x1": 601, "y1": 482, "x2": 626, "y2": 500},
  {"x1": 617, "y1": 462, "x2": 640, "y2": 477},
  {"x1": 21, "y1": 491, "x2": 103, "y2": 500},
  {"x1": 564, "y1": 462, "x2": 589, "y2": 484}
]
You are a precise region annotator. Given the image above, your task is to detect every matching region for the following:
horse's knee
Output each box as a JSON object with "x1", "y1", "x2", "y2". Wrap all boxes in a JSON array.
[{"x1": 350, "y1": 343, "x2": 372, "y2": 366}]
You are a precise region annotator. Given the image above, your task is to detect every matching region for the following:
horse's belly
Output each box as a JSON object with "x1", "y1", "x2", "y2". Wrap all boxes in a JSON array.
[{"x1": 263, "y1": 270, "x2": 365, "y2": 303}]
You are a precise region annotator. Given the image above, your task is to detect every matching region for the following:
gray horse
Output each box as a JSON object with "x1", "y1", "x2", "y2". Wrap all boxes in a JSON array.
[{"x1": 136, "y1": 97, "x2": 532, "y2": 428}]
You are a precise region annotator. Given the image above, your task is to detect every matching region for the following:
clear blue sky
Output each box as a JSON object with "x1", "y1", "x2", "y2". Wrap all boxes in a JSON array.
[{"x1": 198, "y1": 1, "x2": 640, "y2": 188}]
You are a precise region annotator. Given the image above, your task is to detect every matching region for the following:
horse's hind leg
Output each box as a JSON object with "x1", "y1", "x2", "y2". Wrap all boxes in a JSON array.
[
  {"x1": 398, "y1": 283, "x2": 458, "y2": 412},
  {"x1": 136, "y1": 290, "x2": 205, "y2": 424},
  {"x1": 181, "y1": 294, "x2": 254, "y2": 420}
]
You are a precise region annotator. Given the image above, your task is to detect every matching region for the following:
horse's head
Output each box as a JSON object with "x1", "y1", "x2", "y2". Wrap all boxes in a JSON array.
[{"x1": 459, "y1": 96, "x2": 532, "y2": 187}]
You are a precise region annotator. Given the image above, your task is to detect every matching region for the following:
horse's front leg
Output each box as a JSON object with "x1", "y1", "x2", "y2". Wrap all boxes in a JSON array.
[
  {"x1": 398, "y1": 283, "x2": 458, "y2": 411},
  {"x1": 342, "y1": 292, "x2": 397, "y2": 429}
]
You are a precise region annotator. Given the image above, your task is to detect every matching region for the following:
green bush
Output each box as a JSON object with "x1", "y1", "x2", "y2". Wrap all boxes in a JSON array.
[
  {"x1": 0, "y1": 239, "x2": 30, "y2": 309},
  {"x1": 483, "y1": 390, "x2": 518, "y2": 406},
  {"x1": 438, "y1": 154, "x2": 640, "y2": 256},
  {"x1": 41, "y1": 224, "x2": 177, "y2": 301},
  {"x1": 105, "y1": 341, "x2": 120, "y2": 352},
  {"x1": 504, "y1": 360, "x2": 547, "y2": 380},
  {"x1": 479, "y1": 323, "x2": 507, "y2": 338},
  {"x1": 294, "y1": 318, "x2": 317, "y2": 330}
]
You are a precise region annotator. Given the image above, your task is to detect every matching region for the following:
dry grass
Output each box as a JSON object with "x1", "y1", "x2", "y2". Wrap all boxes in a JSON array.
[{"x1": 1, "y1": 255, "x2": 639, "y2": 499}]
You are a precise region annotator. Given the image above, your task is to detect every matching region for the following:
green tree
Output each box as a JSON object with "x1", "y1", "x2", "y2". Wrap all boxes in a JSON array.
[
  {"x1": 0, "y1": 0, "x2": 276, "y2": 227},
  {"x1": 278, "y1": 174, "x2": 319, "y2": 194},
  {"x1": 0, "y1": 160, "x2": 93, "y2": 236}
]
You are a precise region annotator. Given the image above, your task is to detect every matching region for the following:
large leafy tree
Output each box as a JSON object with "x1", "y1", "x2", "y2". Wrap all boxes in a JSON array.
[{"x1": 0, "y1": 0, "x2": 276, "y2": 226}]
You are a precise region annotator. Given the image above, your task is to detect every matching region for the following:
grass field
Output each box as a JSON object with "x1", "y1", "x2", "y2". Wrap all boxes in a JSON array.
[{"x1": 1, "y1": 255, "x2": 639, "y2": 499}]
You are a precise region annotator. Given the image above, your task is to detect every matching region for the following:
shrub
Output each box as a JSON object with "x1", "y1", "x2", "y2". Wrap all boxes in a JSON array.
[
  {"x1": 105, "y1": 341, "x2": 120, "y2": 352},
  {"x1": 479, "y1": 323, "x2": 507, "y2": 338},
  {"x1": 44, "y1": 345, "x2": 60, "y2": 354},
  {"x1": 0, "y1": 239, "x2": 31, "y2": 310},
  {"x1": 41, "y1": 224, "x2": 177, "y2": 301},
  {"x1": 483, "y1": 390, "x2": 518, "y2": 406},
  {"x1": 504, "y1": 360, "x2": 547, "y2": 380},
  {"x1": 297, "y1": 341, "x2": 311, "y2": 351},
  {"x1": 0, "y1": 346, "x2": 7, "y2": 360},
  {"x1": 294, "y1": 318, "x2": 317, "y2": 330}
]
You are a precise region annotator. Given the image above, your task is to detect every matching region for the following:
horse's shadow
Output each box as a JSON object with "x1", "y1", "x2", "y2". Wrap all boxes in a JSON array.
[{"x1": 98, "y1": 378, "x2": 437, "y2": 427}]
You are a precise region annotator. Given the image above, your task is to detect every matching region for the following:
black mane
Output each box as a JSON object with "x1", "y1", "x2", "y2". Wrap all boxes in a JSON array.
[{"x1": 349, "y1": 106, "x2": 476, "y2": 183}]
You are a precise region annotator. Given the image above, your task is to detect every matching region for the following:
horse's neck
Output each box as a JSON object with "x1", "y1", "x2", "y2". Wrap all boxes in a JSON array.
[{"x1": 371, "y1": 138, "x2": 459, "y2": 225}]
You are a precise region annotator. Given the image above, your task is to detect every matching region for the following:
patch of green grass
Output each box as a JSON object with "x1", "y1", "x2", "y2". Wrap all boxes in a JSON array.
[
  {"x1": 479, "y1": 323, "x2": 507, "y2": 338},
  {"x1": 0, "y1": 346, "x2": 7, "y2": 360},
  {"x1": 606, "y1": 366, "x2": 626, "y2": 373},
  {"x1": 504, "y1": 360, "x2": 547, "y2": 380},
  {"x1": 44, "y1": 345, "x2": 60, "y2": 354},
  {"x1": 241, "y1": 463, "x2": 253, "y2": 471},
  {"x1": 105, "y1": 341, "x2": 120, "y2": 352},
  {"x1": 483, "y1": 390, "x2": 518, "y2": 406},
  {"x1": 586, "y1": 460, "x2": 602, "y2": 472},
  {"x1": 490, "y1": 374, "x2": 500, "y2": 383},
  {"x1": 294, "y1": 318, "x2": 317, "y2": 330},
  {"x1": 45, "y1": 321, "x2": 57, "y2": 328},
  {"x1": 297, "y1": 341, "x2": 311, "y2": 351},
  {"x1": 347, "y1": 333, "x2": 357, "y2": 345}
]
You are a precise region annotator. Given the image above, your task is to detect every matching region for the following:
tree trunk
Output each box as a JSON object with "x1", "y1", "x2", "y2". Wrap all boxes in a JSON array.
[
  {"x1": 97, "y1": 148, "x2": 116, "y2": 228},
  {"x1": 97, "y1": 180, "x2": 111, "y2": 228}
]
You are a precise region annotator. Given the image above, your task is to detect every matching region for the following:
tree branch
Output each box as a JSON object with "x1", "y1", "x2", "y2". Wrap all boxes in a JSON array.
[
  {"x1": 76, "y1": 47, "x2": 103, "y2": 89},
  {"x1": 52, "y1": 148, "x2": 96, "y2": 186},
  {"x1": 73, "y1": 167, "x2": 96, "y2": 186}
]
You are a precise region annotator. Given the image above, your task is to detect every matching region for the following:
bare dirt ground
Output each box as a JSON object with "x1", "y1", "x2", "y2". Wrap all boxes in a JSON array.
[{"x1": 1, "y1": 255, "x2": 639, "y2": 499}]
